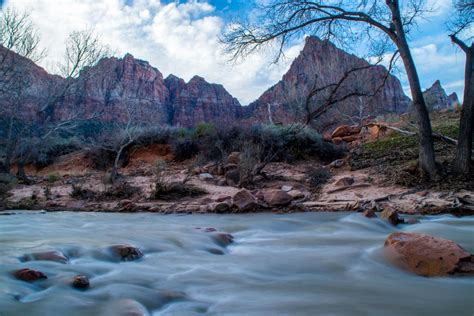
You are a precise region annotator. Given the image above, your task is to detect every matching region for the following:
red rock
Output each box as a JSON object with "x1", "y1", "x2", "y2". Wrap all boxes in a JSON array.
[
  {"x1": 384, "y1": 232, "x2": 474, "y2": 276},
  {"x1": 232, "y1": 189, "x2": 259, "y2": 212},
  {"x1": 380, "y1": 208, "x2": 403, "y2": 226},
  {"x1": 342, "y1": 135, "x2": 359, "y2": 142},
  {"x1": 262, "y1": 189, "x2": 293, "y2": 207},
  {"x1": 13, "y1": 268, "x2": 47, "y2": 282},
  {"x1": 332, "y1": 137, "x2": 343, "y2": 145},
  {"x1": 331, "y1": 125, "x2": 351, "y2": 138}
]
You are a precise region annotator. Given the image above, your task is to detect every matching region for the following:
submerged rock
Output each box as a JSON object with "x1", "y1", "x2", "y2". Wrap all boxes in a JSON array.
[
  {"x1": 72, "y1": 275, "x2": 90, "y2": 290},
  {"x1": 212, "y1": 233, "x2": 234, "y2": 248},
  {"x1": 20, "y1": 250, "x2": 69, "y2": 264},
  {"x1": 101, "y1": 298, "x2": 150, "y2": 316},
  {"x1": 380, "y1": 208, "x2": 403, "y2": 226},
  {"x1": 384, "y1": 232, "x2": 474, "y2": 277},
  {"x1": 13, "y1": 268, "x2": 47, "y2": 282},
  {"x1": 109, "y1": 245, "x2": 144, "y2": 262}
]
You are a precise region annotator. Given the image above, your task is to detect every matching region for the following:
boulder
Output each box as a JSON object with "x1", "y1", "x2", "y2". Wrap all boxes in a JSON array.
[
  {"x1": 380, "y1": 208, "x2": 403, "y2": 226},
  {"x1": 281, "y1": 185, "x2": 293, "y2": 192},
  {"x1": 20, "y1": 250, "x2": 69, "y2": 264},
  {"x1": 332, "y1": 137, "x2": 343, "y2": 145},
  {"x1": 288, "y1": 190, "x2": 305, "y2": 199},
  {"x1": 212, "y1": 201, "x2": 231, "y2": 213},
  {"x1": 227, "y1": 152, "x2": 241, "y2": 164},
  {"x1": 215, "y1": 195, "x2": 231, "y2": 202},
  {"x1": 263, "y1": 189, "x2": 292, "y2": 207},
  {"x1": 384, "y1": 232, "x2": 474, "y2": 277},
  {"x1": 109, "y1": 245, "x2": 144, "y2": 261},
  {"x1": 334, "y1": 176, "x2": 355, "y2": 187},
  {"x1": 13, "y1": 268, "x2": 47, "y2": 282},
  {"x1": 199, "y1": 173, "x2": 214, "y2": 181},
  {"x1": 331, "y1": 125, "x2": 351, "y2": 138},
  {"x1": 362, "y1": 210, "x2": 377, "y2": 218},
  {"x1": 225, "y1": 169, "x2": 240, "y2": 186},
  {"x1": 72, "y1": 275, "x2": 90, "y2": 289},
  {"x1": 232, "y1": 189, "x2": 259, "y2": 211},
  {"x1": 342, "y1": 135, "x2": 359, "y2": 143},
  {"x1": 212, "y1": 233, "x2": 234, "y2": 247},
  {"x1": 329, "y1": 159, "x2": 345, "y2": 168}
]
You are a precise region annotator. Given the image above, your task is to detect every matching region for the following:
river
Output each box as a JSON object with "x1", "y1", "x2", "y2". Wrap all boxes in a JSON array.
[{"x1": 0, "y1": 211, "x2": 473, "y2": 315}]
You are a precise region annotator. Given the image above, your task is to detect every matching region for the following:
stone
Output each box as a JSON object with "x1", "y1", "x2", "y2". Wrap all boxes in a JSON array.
[
  {"x1": 109, "y1": 245, "x2": 144, "y2": 261},
  {"x1": 232, "y1": 189, "x2": 259, "y2": 211},
  {"x1": 332, "y1": 137, "x2": 343, "y2": 145},
  {"x1": 20, "y1": 250, "x2": 69, "y2": 264},
  {"x1": 342, "y1": 135, "x2": 358, "y2": 142},
  {"x1": 263, "y1": 189, "x2": 293, "y2": 207},
  {"x1": 380, "y1": 208, "x2": 403, "y2": 226},
  {"x1": 199, "y1": 173, "x2": 214, "y2": 181},
  {"x1": 287, "y1": 190, "x2": 305, "y2": 199},
  {"x1": 329, "y1": 159, "x2": 345, "y2": 168},
  {"x1": 206, "y1": 248, "x2": 225, "y2": 255},
  {"x1": 384, "y1": 232, "x2": 474, "y2": 277},
  {"x1": 331, "y1": 125, "x2": 351, "y2": 138},
  {"x1": 215, "y1": 195, "x2": 231, "y2": 202},
  {"x1": 225, "y1": 169, "x2": 240, "y2": 187},
  {"x1": 281, "y1": 185, "x2": 293, "y2": 192},
  {"x1": 227, "y1": 152, "x2": 241, "y2": 164},
  {"x1": 72, "y1": 275, "x2": 90, "y2": 289},
  {"x1": 362, "y1": 210, "x2": 377, "y2": 218},
  {"x1": 13, "y1": 268, "x2": 47, "y2": 282},
  {"x1": 334, "y1": 176, "x2": 355, "y2": 187},
  {"x1": 212, "y1": 201, "x2": 231, "y2": 213},
  {"x1": 212, "y1": 233, "x2": 234, "y2": 247}
]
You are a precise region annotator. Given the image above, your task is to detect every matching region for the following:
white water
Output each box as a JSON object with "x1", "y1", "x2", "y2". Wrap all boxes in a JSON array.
[{"x1": 0, "y1": 212, "x2": 473, "y2": 315}]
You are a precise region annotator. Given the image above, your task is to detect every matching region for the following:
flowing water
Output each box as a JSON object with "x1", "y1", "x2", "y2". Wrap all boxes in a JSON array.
[{"x1": 0, "y1": 211, "x2": 473, "y2": 316}]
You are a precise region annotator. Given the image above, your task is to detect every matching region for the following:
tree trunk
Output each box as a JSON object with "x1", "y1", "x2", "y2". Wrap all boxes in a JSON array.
[
  {"x1": 110, "y1": 146, "x2": 125, "y2": 183},
  {"x1": 389, "y1": 1, "x2": 437, "y2": 178},
  {"x1": 453, "y1": 44, "x2": 473, "y2": 174},
  {"x1": 16, "y1": 162, "x2": 29, "y2": 183}
]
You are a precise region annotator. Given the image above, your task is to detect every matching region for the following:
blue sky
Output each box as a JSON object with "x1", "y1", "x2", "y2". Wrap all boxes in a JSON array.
[{"x1": 2, "y1": 0, "x2": 468, "y2": 104}]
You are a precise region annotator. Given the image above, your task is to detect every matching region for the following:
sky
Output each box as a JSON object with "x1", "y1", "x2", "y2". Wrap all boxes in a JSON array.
[{"x1": 2, "y1": 0, "x2": 468, "y2": 104}]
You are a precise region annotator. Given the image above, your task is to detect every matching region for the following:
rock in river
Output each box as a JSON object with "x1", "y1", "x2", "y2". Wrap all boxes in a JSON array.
[
  {"x1": 72, "y1": 275, "x2": 90, "y2": 290},
  {"x1": 263, "y1": 189, "x2": 293, "y2": 207},
  {"x1": 13, "y1": 268, "x2": 47, "y2": 282},
  {"x1": 109, "y1": 245, "x2": 144, "y2": 262},
  {"x1": 384, "y1": 232, "x2": 474, "y2": 277},
  {"x1": 380, "y1": 208, "x2": 403, "y2": 226},
  {"x1": 20, "y1": 250, "x2": 69, "y2": 264}
]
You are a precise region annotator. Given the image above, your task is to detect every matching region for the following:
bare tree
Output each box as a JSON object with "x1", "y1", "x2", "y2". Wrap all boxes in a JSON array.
[
  {"x1": 91, "y1": 105, "x2": 142, "y2": 182},
  {"x1": 448, "y1": 0, "x2": 473, "y2": 174},
  {"x1": 223, "y1": 0, "x2": 438, "y2": 178},
  {"x1": 41, "y1": 28, "x2": 111, "y2": 116},
  {"x1": 0, "y1": 8, "x2": 45, "y2": 174}
]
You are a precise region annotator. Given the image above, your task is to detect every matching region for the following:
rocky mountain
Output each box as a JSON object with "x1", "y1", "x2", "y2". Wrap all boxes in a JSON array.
[
  {"x1": 1, "y1": 38, "x2": 418, "y2": 131},
  {"x1": 245, "y1": 37, "x2": 411, "y2": 130},
  {"x1": 0, "y1": 47, "x2": 242, "y2": 127},
  {"x1": 423, "y1": 80, "x2": 460, "y2": 111}
]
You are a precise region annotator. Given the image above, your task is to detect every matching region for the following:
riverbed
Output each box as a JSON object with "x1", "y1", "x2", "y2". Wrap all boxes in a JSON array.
[{"x1": 0, "y1": 211, "x2": 473, "y2": 315}]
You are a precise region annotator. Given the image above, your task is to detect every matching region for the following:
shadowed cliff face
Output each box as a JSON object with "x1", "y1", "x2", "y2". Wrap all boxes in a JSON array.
[
  {"x1": 1, "y1": 37, "x2": 412, "y2": 130},
  {"x1": 244, "y1": 37, "x2": 411, "y2": 131},
  {"x1": 423, "y1": 80, "x2": 460, "y2": 111}
]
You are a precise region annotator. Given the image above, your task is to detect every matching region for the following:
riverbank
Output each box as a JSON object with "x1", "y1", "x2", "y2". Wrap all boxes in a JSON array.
[{"x1": 1, "y1": 111, "x2": 472, "y2": 215}]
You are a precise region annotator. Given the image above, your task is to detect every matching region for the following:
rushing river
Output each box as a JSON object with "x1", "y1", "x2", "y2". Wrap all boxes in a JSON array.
[{"x1": 0, "y1": 211, "x2": 473, "y2": 316}]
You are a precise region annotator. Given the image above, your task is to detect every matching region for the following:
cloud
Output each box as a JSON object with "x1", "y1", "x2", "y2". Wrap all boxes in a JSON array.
[{"x1": 4, "y1": 0, "x2": 302, "y2": 105}]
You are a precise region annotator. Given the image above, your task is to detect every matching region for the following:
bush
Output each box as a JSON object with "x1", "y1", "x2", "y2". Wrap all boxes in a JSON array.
[
  {"x1": 100, "y1": 182, "x2": 141, "y2": 200},
  {"x1": 152, "y1": 182, "x2": 207, "y2": 201},
  {"x1": 70, "y1": 184, "x2": 97, "y2": 200},
  {"x1": 171, "y1": 138, "x2": 199, "y2": 161},
  {"x1": 307, "y1": 166, "x2": 332, "y2": 191},
  {"x1": 46, "y1": 173, "x2": 60, "y2": 183}
]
